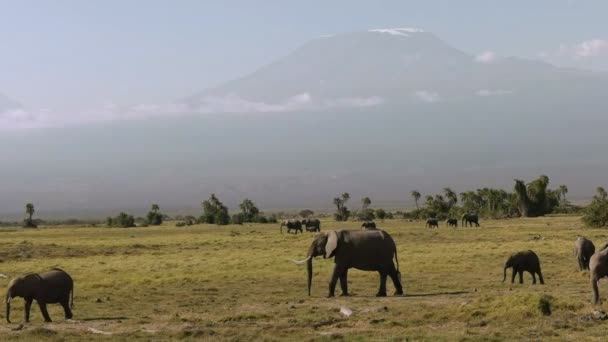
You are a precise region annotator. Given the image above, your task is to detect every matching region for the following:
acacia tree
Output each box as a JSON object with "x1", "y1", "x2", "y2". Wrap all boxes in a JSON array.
[
  {"x1": 239, "y1": 198, "x2": 260, "y2": 222},
  {"x1": 361, "y1": 197, "x2": 371, "y2": 210},
  {"x1": 333, "y1": 193, "x2": 351, "y2": 221},
  {"x1": 299, "y1": 209, "x2": 314, "y2": 218},
  {"x1": 411, "y1": 190, "x2": 421, "y2": 209},
  {"x1": 147, "y1": 204, "x2": 163, "y2": 225},
  {"x1": 23, "y1": 203, "x2": 37, "y2": 228},
  {"x1": 200, "y1": 194, "x2": 230, "y2": 225},
  {"x1": 559, "y1": 185, "x2": 569, "y2": 205}
]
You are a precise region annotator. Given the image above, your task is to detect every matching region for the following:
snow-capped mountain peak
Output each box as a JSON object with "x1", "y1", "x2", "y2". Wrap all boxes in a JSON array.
[{"x1": 368, "y1": 27, "x2": 425, "y2": 37}]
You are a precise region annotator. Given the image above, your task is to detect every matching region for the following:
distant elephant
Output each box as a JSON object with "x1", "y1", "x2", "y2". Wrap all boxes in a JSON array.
[
  {"x1": 361, "y1": 221, "x2": 377, "y2": 230},
  {"x1": 426, "y1": 218, "x2": 439, "y2": 228},
  {"x1": 574, "y1": 236, "x2": 595, "y2": 271},
  {"x1": 503, "y1": 250, "x2": 544, "y2": 284},
  {"x1": 461, "y1": 213, "x2": 480, "y2": 227},
  {"x1": 590, "y1": 248, "x2": 608, "y2": 304},
  {"x1": 292, "y1": 230, "x2": 403, "y2": 297},
  {"x1": 280, "y1": 219, "x2": 302, "y2": 234},
  {"x1": 6, "y1": 268, "x2": 74, "y2": 323},
  {"x1": 446, "y1": 218, "x2": 458, "y2": 228},
  {"x1": 302, "y1": 218, "x2": 321, "y2": 232}
]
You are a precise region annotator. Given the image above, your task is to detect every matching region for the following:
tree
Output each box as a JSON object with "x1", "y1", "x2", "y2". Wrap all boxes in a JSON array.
[
  {"x1": 443, "y1": 188, "x2": 457, "y2": 208},
  {"x1": 582, "y1": 187, "x2": 608, "y2": 227},
  {"x1": 375, "y1": 208, "x2": 387, "y2": 221},
  {"x1": 147, "y1": 204, "x2": 163, "y2": 225},
  {"x1": 361, "y1": 197, "x2": 371, "y2": 209},
  {"x1": 299, "y1": 209, "x2": 314, "y2": 218},
  {"x1": 23, "y1": 203, "x2": 37, "y2": 228},
  {"x1": 200, "y1": 194, "x2": 230, "y2": 225},
  {"x1": 559, "y1": 185, "x2": 569, "y2": 205},
  {"x1": 239, "y1": 198, "x2": 260, "y2": 222},
  {"x1": 333, "y1": 193, "x2": 351, "y2": 221},
  {"x1": 411, "y1": 190, "x2": 421, "y2": 209},
  {"x1": 107, "y1": 212, "x2": 136, "y2": 228}
]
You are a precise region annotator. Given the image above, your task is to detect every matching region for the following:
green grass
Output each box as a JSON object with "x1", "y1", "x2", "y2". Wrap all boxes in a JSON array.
[{"x1": 0, "y1": 216, "x2": 607, "y2": 341}]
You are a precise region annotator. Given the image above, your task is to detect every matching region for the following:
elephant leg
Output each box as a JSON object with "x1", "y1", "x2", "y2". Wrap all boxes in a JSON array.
[
  {"x1": 577, "y1": 256, "x2": 584, "y2": 271},
  {"x1": 538, "y1": 271, "x2": 545, "y2": 285},
  {"x1": 531, "y1": 272, "x2": 537, "y2": 284},
  {"x1": 328, "y1": 264, "x2": 343, "y2": 298},
  {"x1": 388, "y1": 264, "x2": 404, "y2": 295},
  {"x1": 511, "y1": 267, "x2": 517, "y2": 284},
  {"x1": 376, "y1": 271, "x2": 388, "y2": 297},
  {"x1": 38, "y1": 302, "x2": 52, "y2": 322},
  {"x1": 518, "y1": 270, "x2": 524, "y2": 284},
  {"x1": 24, "y1": 298, "x2": 33, "y2": 323},
  {"x1": 339, "y1": 270, "x2": 349, "y2": 296},
  {"x1": 61, "y1": 298, "x2": 73, "y2": 320}
]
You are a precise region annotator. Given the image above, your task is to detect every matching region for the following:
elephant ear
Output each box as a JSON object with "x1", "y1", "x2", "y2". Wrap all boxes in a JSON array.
[{"x1": 324, "y1": 231, "x2": 339, "y2": 259}]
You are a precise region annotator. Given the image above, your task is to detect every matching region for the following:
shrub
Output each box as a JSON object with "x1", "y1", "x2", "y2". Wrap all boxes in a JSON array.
[
  {"x1": 231, "y1": 214, "x2": 244, "y2": 225},
  {"x1": 107, "y1": 212, "x2": 136, "y2": 228},
  {"x1": 376, "y1": 209, "x2": 387, "y2": 220},
  {"x1": 582, "y1": 187, "x2": 608, "y2": 227},
  {"x1": 299, "y1": 209, "x2": 314, "y2": 218},
  {"x1": 175, "y1": 221, "x2": 187, "y2": 227},
  {"x1": 357, "y1": 208, "x2": 375, "y2": 221}
]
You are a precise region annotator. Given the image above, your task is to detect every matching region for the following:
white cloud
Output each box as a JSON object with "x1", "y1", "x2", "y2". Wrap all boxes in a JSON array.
[
  {"x1": 475, "y1": 51, "x2": 497, "y2": 64},
  {"x1": 368, "y1": 28, "x2": 424, "y2": 37},
  {"x1": 575, "y1": 39, "x2": 608, "y2": 57},
  {"x1": 414, "y1": 91, "x2": 440, "y2": 103},
  {"x1": 476, "y1": 89, "x2": 513, "y2": 96},
  {"x1": 0, "y1": 94, "x2": 385, "y2": 130}
]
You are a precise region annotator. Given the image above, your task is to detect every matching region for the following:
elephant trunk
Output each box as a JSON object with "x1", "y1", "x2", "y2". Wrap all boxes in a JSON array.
[
  {"x1": 5, "y1": 293, "x2": 11, "y2": 323},
  {"x1": 307, "y1": 256, "x2": 313, "y2": 296}
]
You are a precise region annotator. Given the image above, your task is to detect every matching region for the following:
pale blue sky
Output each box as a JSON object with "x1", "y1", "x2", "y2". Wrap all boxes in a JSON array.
[{"x1": 1, "y1": 0, "x2": 607, "y2": 110}]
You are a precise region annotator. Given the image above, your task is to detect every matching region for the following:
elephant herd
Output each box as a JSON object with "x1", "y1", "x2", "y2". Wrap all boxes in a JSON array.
[
  {"x1": 426, "y1": 214, "x2": 480, "y2": 229},
  {"x1": 280, "y1": 218, "x2": 321, "y2": 234}
]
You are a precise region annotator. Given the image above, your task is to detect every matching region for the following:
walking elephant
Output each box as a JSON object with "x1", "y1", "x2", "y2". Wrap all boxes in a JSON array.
[
  {"x1": 291, "y1": 229, "x2": 403, "y2": 297},
  {"x1": 591, "y1": 247, "x2": 608, "y2": 304},
  {"x1": 361, "y1": 221, "x2": 377, "y2": 230},
  {"x1": 461, "y1": 213, "x2": 480, "y2": 227},
  {"x1": 503, "y1": 250, "x2": 544, "y2": 284},
  {"x1": 446, "y1": 218, "x2": 458, "y2": 228},
  {"x1": 6, "y1": 268, "x2": 74, "y2": 323},
  {"x1": 426, "y1": 218, "x2": 439, "y2": 228},
  {"x1": 574, "y1": 236, "x2": 595, "y2": 271},
  {"x1": 302, "y1": 218, "x2": 321, "y2": 232},
  {"x1": 280, "y1": 219, "x2": 302, "y2": 234}
]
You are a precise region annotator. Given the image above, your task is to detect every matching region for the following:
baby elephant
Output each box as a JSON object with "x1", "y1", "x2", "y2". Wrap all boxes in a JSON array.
[
  {"x1": 361, "y1": 221, "x2": 377, "y2": 230},
  {"x1": 503, "y1": 250, "x2": 544, "y2": 285},
  {"x1": 6, "y1": 268, "x2": 74, "y2": 323},
  {"x1": 446, "y1": 218, "x2": 458, "y2": 228},
  {"x1": 574, "y1": 236, "x2": 595, "y2": 271},
  {"x1": 426, "y1": 219, "x2": 439, "y2": 228}
]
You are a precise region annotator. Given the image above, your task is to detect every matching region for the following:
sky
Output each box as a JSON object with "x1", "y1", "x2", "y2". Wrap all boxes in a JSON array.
[{"x1": 1, "y1": 0, "x2": 607, "y2": 117}]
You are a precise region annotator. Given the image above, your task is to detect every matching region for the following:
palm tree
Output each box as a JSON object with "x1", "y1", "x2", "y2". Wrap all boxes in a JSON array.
[
  {"x1": 25, "y1": 203, "x2": 35, "y2": 222},
  {"x1": 514, "y1": 179, "x2": 530, "y2": 217},
  {"x1": 411, "y1": 190, "x2": 421, "y2": 209},
  {"x1": 361, "y1": 197, "x2": 371, "y2": 209},
  {"x1": 559, "y1": 185, "x2": 568, "y2": 205},
  {"x1": 443, "y1": 187, "x2": 457, "y2": 207},
  {"x1": 151, "y1": 204, "x2": 160, "y2": 214},
  {"x1": 341, "y1": 193, "x2": 350, "y2": 202}
]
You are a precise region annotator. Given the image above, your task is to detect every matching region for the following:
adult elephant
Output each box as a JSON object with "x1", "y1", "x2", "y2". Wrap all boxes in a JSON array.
[
  {"x1": 280, "y1": 219, "x2": 302, "y2": 234},
  {"x1": 291, "y1": 230, "x2": 403, "y2": 297},
  {"x1": 461, "y1": 213, "x2": 480, "y2": 227},
  {"x1": 361, "y1": 221, "x2": 377, "y2": 230},
  {"x1": 426, "y1": 218, "x2": 439, "y2": 228},
  {"x1": 591, "y1": 247, "x2": 608, "y2": 304},
  {"x1": 6, "y1": 268, "x2": 74, "y2": 323},
  {"x1": 302, "y1": 218, "x2": 321, "y2": 232},
  {"x1": 574, "y1": 236, "x2": 595, "y2": 271},
  {"x1": 446, "y1": 218, "x2": 458, "y2": 228},
  {"x1": 503, "y1": 250, "x2": 544, "y2": 284}
]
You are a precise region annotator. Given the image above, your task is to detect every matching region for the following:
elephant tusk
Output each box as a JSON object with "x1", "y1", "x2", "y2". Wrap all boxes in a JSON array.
[{"x1": 291, "y1": 256, "x2": 312, "y2": 265}]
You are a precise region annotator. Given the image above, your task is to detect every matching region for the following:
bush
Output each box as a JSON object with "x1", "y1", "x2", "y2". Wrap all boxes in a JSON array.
[
  {"x1": 22, "y1": 219, "x2": 37, "y2": 228},
  {"x1": 106, "y1": 212, "x2": 136, "y2": 228},
  {"x1": 582, "y1": 187, "x2": 608, "y2": 227},
  {"x1": 267, "y1": 214, "x2": 278, "y2": 224},
  {"x1": 175, "y1": 221, "x2": 187, "y2": 227},
  {"x1": 376, "y1": 209, "x2": 387, "y2": 220},
  {"x1": 356, "y1": 208, "x2": 375, "y2": 221},
  {"x1": 231, "y1": 214, "x2": 244, "y2": 225},
  {"x1": 299, "y1": 209, "x2": 314, "y2": 218}
]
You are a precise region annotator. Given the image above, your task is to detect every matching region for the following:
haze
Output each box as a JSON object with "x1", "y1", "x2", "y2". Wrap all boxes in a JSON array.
[{"x1": 1, "y1": 1, "x2": 607, "y2": 218}]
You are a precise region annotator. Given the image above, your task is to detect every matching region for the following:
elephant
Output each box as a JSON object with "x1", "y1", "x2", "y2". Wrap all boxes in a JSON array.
[
  {"x1": 280, "y1": 219, "x2": 302, "y2": 234},
  {"x1": 503, "y1": 250, "x2": 544, "y2": 285},
  {"x1": 291, "y1": 230, "x2": 403, "y2": 297},
  {"x1": 446, "y1": 218, "x2": 458, "y2": 228},
  {"x1": 574, "y1": 236, "x2": 595, "y2": 271},
  {"x1": 461, "y1": 213, "x2": 480, "y2": 227},
  {"x1": 302, "y1": 218, "x2": 321, "y2": 232},
  {"x1": 590, "y1": 247, "x2": 608, "y2": 304},
  {"x1": 6, "y1": 268, "x2": 74, "y2": 323},
  {"x1": 426, "y1": 218, "x2": 439, "y2": 228},
  {"x1": 361, "y1": 221, "x2": 377, "y2": 230}
]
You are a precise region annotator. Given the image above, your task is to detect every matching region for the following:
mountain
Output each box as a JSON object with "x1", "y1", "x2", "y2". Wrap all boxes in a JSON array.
[
  {"x1": 0, "y1": 93, "x2": 20, "y2": 112},
  {"x1": 1, "y1": 29, "x2": 608, "y2": 217}
]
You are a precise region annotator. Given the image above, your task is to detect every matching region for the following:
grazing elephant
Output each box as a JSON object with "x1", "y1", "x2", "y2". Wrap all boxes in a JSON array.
[
  {"x1": 590, "y1": 248, "x2": 608, "y2": 304},
  {"x1": 291, "y1": 230, "x2": 403, "y2": 297},
  {"x1": 503, "y1": 250, "x2": 544, "y2": 285},
  {"x1": 302, "y1": 218, "x2": 321, "y2": 232},
  {"x1": 280, "y1": 219, "x2": 302, "y2": 234},
  {"x1": 6, "y1": 268, "x2": 74, "y2": 323},
  {"x1": 461, "y1": 213, "x2": 480, "y2": 227},
  {"x1": 574, "y1": 236, "x2": 595, "y2": 271},
  {"x1": 446, "y1": 218, "x2": 458, "y2": 228},
  {"x1": 361, "y1": 221, "x2": 377, "y2": 230},
  {"x1": 426, "y1": 218, "x2": 439, "y2": 228}
]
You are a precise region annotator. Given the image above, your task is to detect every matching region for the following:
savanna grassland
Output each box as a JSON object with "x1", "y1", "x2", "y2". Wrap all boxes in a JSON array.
[{"x1": 0, "y1": 216, "x2": 607, "y2": 341}]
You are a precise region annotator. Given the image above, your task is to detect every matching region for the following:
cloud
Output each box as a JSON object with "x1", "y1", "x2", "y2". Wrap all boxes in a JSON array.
[
  {"x1": 575, "y1": 39, "x2": 608, "y2": 57},
  {"x1": 368, "y1": 28, "x2": 424, "y2": 37},
  {"x1": 475, "y1": 51, "x2": 497, "y2": 64},
  {"x1": 476, "y1": 89, "x2": 513, "y2": 96},
  {"x1": 0, "y1": 94, "x2": 385, "y2": 130},
  {"x1": 414, "y1": 91, "x2": 440, "y2": 103}
]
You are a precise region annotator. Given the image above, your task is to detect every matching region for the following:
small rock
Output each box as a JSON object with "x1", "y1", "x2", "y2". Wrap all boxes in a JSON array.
[
  {"x1": 339, "y1": 307, "x2": 352, "y2": 317},
  {"x1": 592, "y1": 310, "x2": 608, "y2": 320}
]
